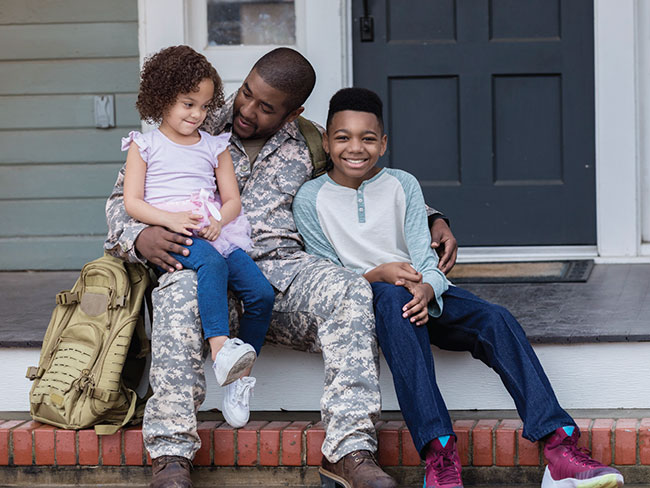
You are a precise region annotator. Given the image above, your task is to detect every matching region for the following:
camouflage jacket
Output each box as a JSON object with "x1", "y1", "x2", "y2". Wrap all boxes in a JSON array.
[{"x1": 105, "y1": 94, "x2": 444, "y2": 292}]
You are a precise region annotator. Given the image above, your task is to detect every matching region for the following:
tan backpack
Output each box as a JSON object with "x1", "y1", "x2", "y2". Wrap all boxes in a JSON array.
[{"x1": 26, "y1": 254, "x2": 151, "y2": 435}]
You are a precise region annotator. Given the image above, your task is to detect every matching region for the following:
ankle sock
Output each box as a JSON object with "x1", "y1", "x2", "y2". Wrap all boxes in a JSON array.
[
  {"x1": 562, "y1": 426, "x2": 575, "y2": 436},
  {"x1": 437, "y1": 435, "x2": 451, "y2": 448}
]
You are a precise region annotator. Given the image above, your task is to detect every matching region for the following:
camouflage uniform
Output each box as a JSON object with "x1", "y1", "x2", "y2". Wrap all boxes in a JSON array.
[{"x1": 105, "y1": 95, "x2": 386, "y2": 461}]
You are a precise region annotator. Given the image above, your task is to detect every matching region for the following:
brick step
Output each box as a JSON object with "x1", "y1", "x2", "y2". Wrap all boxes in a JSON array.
[{"x1": 1, "y1": 418, "x2": 650, "y2": 486}]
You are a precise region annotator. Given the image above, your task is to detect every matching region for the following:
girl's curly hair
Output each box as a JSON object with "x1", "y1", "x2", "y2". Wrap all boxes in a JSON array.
[{"x1": 136, "y1": 45, "x2": 225, "y2": 124}]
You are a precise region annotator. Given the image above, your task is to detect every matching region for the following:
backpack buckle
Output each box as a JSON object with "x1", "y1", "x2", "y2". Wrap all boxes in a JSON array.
[{"x1": 56, "y1": 291, "x2": 79, "y2": 305}]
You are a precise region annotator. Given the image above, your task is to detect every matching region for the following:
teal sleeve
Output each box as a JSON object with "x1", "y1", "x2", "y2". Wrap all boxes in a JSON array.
[
  {"x1": 293, "y1": 181, "x2": 344, "y2": 267},
  {"x1": 393, "y1": 170, "x2": 450, "y2": 317}
]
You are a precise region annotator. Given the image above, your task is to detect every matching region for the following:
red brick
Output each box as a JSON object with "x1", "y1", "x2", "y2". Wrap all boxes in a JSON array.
[
  {"x1": 400, "y1": 427, "x2": 421, "y2": 466},
  {"x1": 574, "y1": 419, "x2": 592, "y2": 451},
  {"x1": 306, "y1": 421, "x2": 325, "y2": 466},
  {"x1": 237, "y1": 421, "x2": 266, "y2": 466},
  {"x1": 146, "y1": 450, "x2": 152, "y2": 465},
  {"x1": 0, "y1": 421, "x2": 26, "y2": 465},
  {"x1": 377, "y1": 421, "x2": 402, "y2": 466},
  {"x1": 591, "y1": 419, "x2": 614, "y2": 465},
  {"x1": 614, "y1": 419, "x2": 638, "y2": 465},
  {"x1": 640, "y1": 418, "x2": 650, "y2": 465},
  {"x1": 34, "y1": 425, "x2": 56, "y2": 465},
  {"x1": 123, "y1": 427, "x2": 144, "y2": 466},
  {"x1": 517, "y1": 427, "x2": 540, "y2": 466},
  {"x1": 496, "y1": 420, "x2": 520, "y2": 467},
  {"x1": 453, "y1": 420, "x2": 474, "y2": 466},
  {"x1": 282, "y1": 421, "x2": 309, "y2": 466},
  {"x1": 213, "y1": 424, "x2": 235, "y2": 466},
  {"x1": 472, "y1": 419, "x2": 497, "y2": 466},
  {"x1": 78, "y1": 429, "x2": 99, "y2": 465},
  {"x1": 101, "y1": 431, "x2": 122, "y2": 466},
  {"x1": 195, "y1": 421, "x2": 219, "y2": 466},
  {"x1": 55, "y1": 429, "x2": 77, "y2": 466},
  {"x1": 12, "y1": 420, "x2": 41, "y2": 465},
  {"x1": 259, "y1": 421, "x2": 289, "y2": 466}
]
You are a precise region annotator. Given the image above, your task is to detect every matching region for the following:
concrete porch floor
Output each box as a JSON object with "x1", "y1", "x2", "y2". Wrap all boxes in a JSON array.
[{"x1": 1, "y1": 263, "x2": 648, "y2": 347}]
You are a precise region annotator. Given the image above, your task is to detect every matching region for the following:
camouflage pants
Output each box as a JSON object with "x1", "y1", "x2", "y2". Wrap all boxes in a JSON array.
[{"x1": 143, "y1": 259, "x2": 381, "y2": 462}]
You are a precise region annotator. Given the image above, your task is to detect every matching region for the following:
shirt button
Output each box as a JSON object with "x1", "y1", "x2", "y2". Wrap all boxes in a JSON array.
[
  {"x1": 241, "y1": 164, "x2": 250, "y2": 172},
  {"x1": 359, "y1": 208, "x2": 364, "y2": 212}
]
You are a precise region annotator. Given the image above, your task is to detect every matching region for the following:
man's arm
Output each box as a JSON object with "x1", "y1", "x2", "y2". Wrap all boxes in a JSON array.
[
  {"x1": 105, "y1": 164, "x2": 192, "y2": 272},
  {"x1": 425, "y1": 206, "x2": 458, "y2": 274}
]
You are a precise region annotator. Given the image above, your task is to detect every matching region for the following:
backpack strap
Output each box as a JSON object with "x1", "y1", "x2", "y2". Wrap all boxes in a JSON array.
[
  {"x1": 93, "y1": 389, "x2": 139, "y2": 436},
  {"x1": 297, "y1": 116, "x2": 328, "y2": 178}
]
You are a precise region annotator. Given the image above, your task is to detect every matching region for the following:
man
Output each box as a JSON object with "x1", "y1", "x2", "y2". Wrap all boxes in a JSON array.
[{"x1": 106, "y1": 47, "x2": 457, "y2": 488}]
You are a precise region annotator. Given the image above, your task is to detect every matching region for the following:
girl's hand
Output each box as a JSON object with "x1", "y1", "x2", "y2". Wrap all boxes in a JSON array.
[
  {"x1": 166, "y1": 211, "x2": 203, "y2": 236},
  {"x1": 397, "y1": 280, "x2": 434, "y2": 325},
  {"x1": 198, "y1": 216, "x2": 222, "y2": 241}
]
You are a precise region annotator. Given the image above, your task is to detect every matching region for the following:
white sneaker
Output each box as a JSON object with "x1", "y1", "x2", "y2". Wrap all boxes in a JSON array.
[
  {"x1": 212, "y1": 338, "x2": 256, "y2": 386},
  {"x1": 222, "y1": 376, "x2": 256, "y2": 428}
]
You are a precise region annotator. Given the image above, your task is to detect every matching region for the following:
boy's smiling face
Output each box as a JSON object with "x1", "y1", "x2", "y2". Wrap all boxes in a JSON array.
[{"x1": 324, "y1": 110, "x2": 387, "y2": 189}]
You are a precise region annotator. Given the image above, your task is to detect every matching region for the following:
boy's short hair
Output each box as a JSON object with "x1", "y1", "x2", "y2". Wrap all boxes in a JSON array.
[
  {"x1": 252, "y1": 47, "x2": 316, "y2": 111},
  {"x1": 326, "y1": 87, "x2": 384, "y2": 131}
]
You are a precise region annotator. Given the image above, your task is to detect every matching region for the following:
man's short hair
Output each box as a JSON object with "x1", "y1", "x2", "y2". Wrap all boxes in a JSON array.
[
  {"x1": 252, "y1": 47, "x2": 316, "y2": 111},
  {"x1": 326, "y1": 87, "x2": 384, "y2": 131}
]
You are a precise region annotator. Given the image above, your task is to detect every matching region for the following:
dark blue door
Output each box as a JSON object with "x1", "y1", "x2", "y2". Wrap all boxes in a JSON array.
[{"x1": 352, "y1": 0, "x2": 596, "y2": 246}]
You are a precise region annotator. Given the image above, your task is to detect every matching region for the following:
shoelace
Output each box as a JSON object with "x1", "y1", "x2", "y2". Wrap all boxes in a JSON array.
[
  {"x1": 560, "y1": 439, "x2": 602, "y2": 468},
  {"x1": 233, "y1": 380, "x2": 254, "y2": 406},
  {"x1": 426, "y1": 449, "x2": 461, "y2": 485}
]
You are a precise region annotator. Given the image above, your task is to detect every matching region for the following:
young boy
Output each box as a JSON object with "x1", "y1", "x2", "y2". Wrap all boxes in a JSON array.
[{"x1": 293, "y1": 88, "x2": 624, "y2": 488}]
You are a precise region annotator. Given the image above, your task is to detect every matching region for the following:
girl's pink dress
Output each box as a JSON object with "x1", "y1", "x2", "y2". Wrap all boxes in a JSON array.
[{"x1": 121, "y1": 129, "x2": 252, "y2": 257}]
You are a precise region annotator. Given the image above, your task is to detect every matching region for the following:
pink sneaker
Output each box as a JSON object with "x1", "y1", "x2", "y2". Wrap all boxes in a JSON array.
[
  {"x1": 423, "y1": 436, "x2": 464, "y2": 488},
  {"x1": 542, "y1": 426, "x2": 624, "y2": 488}
]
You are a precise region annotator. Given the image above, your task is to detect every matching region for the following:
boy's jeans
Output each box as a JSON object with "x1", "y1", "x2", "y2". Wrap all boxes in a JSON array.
[
  {"x1": 170, "y1": 239, "x2": 274, "y2": 354},
  {"x1": 371, "y1": 282, "x2": 575, "y2": 457}
]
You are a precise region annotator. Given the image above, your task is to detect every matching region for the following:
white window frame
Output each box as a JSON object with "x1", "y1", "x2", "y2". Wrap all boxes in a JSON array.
[{"x1": 138, "y1": 0, "x2": 350, "y2": 125}]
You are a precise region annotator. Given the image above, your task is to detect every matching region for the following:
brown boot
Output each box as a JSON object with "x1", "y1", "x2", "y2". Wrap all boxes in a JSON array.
[
  {"x1": 319, "y1": 450, "x2": 397, "y2": 488},
  {"x1": 150, "y1": 455, "x2": 193, "y2": 488}
]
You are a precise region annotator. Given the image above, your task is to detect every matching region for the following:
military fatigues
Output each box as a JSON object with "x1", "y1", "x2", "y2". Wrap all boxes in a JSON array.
[{"x1": 105, "y1": 95, "x2": 385, "y2": 461}]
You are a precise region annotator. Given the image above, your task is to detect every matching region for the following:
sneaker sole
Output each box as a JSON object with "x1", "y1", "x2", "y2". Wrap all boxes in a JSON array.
[
  {"x1": 541, "y1": 467, "x2": 624, "y2": 488},
  {"x1": 219, "y1": 351, "x2": 256, "y2": 386}
]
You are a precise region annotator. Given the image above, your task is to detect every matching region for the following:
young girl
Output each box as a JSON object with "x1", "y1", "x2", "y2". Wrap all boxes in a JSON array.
[{"x1": 122, "y1": 45, "x2": 275, "y2": 427}]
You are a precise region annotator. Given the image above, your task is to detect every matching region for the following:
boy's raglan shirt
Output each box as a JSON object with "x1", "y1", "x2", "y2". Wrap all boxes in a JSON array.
[{"x1": 293, "y1": 167, "x2": 450, "y2": 317}]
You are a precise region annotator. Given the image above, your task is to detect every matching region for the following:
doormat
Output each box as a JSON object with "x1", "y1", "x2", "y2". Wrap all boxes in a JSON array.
[{"x1": 447, "y1": 260, "x2": 594, "y2": 284}]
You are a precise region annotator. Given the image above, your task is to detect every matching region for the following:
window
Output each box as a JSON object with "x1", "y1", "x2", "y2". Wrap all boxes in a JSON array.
[{"x1": 207, "y1": 0, "x2": 296, "y2": 46}]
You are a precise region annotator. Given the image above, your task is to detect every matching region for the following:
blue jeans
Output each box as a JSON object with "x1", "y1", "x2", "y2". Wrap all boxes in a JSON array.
[
  {"x1": 170, "y1": 239, "x2": 274, "y2": 355},
  {"x1": 371, "y1": 282, "x2": 575, "y2": 458}
]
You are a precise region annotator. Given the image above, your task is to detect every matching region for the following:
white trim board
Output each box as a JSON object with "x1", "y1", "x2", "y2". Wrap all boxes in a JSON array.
[{"x1": 6, "y1": 342, "x2": 650, "y2": 413}]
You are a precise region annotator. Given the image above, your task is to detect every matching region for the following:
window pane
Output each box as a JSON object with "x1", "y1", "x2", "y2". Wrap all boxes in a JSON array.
[{"x1": 207, "y1": 0, "x2": 296, "y2": 46}]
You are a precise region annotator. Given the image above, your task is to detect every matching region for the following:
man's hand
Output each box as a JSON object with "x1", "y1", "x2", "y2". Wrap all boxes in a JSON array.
[
  {"x1": 198, "y1": 216, "x2": 222, "y2": 241},
  {"x1": 430, "y1": 218, "x2": 458, "y2": 274},
  {"x1": 396, "y1": 280, "x2": 434, "y2": 326},
  {"x1": 135, "y1": 226, "x2": 193, "y2": 273},
  {"x1": 364, "y1": 262, "x2": 422, "y2": 284}
]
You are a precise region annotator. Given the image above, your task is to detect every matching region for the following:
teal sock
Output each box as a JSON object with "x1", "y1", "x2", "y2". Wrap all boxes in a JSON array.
[
  {"x1": 437, "y1": 435, "x2": 450, "y2": 448},
  {"x1": 562, "y1": 426, "x2": 575, "y2": 436}
]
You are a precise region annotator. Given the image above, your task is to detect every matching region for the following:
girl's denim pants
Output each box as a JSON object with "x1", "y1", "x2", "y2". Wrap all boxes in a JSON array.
[{"x1": 170, "y1": 238, "x2": 274, "y2": 355}]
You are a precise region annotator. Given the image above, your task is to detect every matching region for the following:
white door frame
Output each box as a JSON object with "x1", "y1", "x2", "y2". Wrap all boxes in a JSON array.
[{"x1": 138, "y1": 0, "x2": 649, "y2": 262}]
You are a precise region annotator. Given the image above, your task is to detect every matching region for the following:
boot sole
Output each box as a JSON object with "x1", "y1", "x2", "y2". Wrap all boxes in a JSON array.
[{"x1": 319, "y1": 468, "x2": 351, "y2": 488}]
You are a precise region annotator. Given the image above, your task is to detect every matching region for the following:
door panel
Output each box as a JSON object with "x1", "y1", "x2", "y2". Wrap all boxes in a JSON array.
[{"x1": 352, "y1": 0, "x2": 596, "y2": 246}]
